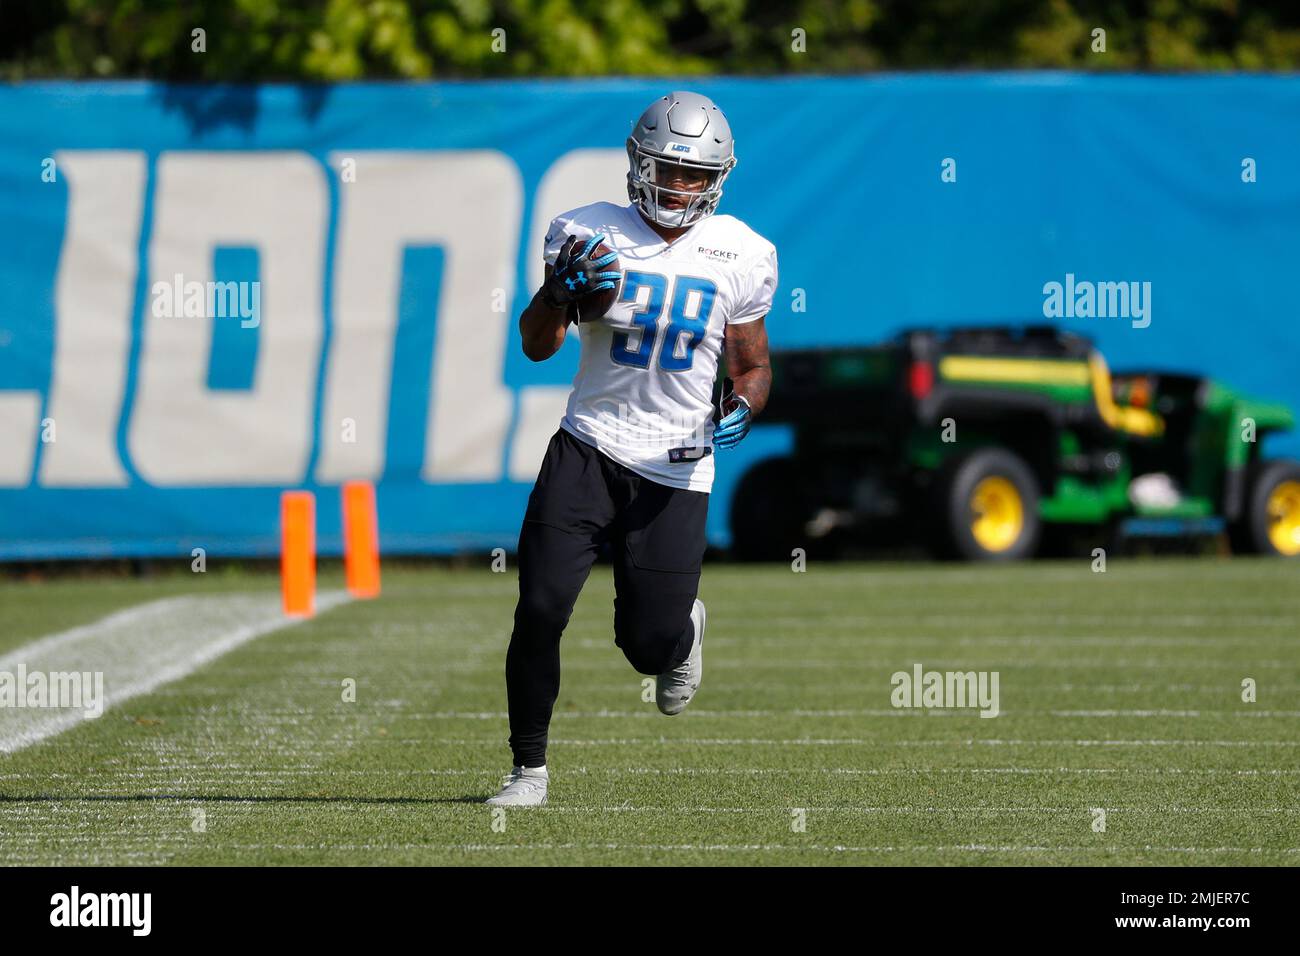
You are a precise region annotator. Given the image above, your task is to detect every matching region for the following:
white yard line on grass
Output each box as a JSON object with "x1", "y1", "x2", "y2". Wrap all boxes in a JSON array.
[
  {"x1": 0, "y1": 591, "x2": 349, "y2": 754},
  {"x1": 400, "y1": 737, "x2": 1300, "y2": 747},
  {"x1": 81, "y1": 841, "x2": 1295, "y2": 856},
  {"x1": 422, "y1": 805, "x2": 1300, "y2": 814},
  {"x1": 10, "y1": 766, "x2": 1290, "y2": 783},
  {"x1": 380, "y1": 708, "x2": 1300, "y2": 719}
]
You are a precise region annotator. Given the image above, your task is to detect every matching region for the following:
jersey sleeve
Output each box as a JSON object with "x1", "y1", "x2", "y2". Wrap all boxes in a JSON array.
[
  {"x1": 542, "y1": 215, "x2": 570, "y2": 267},
  {"x1": 542, "y1": 210, "x2": 597, "y2": 267},
  {"x1": 728, "y1": 244, "x2": 778, "y2": 325}
]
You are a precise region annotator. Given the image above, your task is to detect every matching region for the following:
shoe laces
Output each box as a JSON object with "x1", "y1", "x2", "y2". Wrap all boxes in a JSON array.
[{"x1": 500, "y1": 769, "x2": 544, "y2": 792}]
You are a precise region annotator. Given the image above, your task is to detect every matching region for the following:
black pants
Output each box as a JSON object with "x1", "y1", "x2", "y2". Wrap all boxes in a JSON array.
[{"x1": 506, "y1": 428, "x2": 709, "y2": 768}]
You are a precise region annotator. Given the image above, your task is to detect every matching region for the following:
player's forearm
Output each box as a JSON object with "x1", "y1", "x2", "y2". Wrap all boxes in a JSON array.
[
  {"x1": 723, "y1": 316, "x2": 771, "y2": 418},
  {"x1": 730, "y1": 364, "x2": 771, "y2": 418},
  {"x1": 519, "y1": 289, "x2": 570, "y2": 362}
]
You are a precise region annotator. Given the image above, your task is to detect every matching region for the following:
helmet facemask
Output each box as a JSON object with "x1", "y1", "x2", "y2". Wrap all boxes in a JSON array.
[{"x1": 626, "y1": 139, "x2": 736, "y2": 229}]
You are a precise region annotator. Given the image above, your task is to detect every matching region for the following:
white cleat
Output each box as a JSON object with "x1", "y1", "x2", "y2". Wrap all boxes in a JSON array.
[
  {"x1": 657, "y1": 598, "x2": 705, "y2": 716},
  {"x1": 484, "y1": 766, "x2": 549, "y2": 807}
]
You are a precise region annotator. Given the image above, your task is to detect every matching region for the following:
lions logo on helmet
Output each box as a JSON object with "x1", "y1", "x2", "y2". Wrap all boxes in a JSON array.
[{"x1": 626, "y1": 91, "x2": 738, "y2": 229}]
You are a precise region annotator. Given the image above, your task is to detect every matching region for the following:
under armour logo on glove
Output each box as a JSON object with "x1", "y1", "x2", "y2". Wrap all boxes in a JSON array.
[{"x1": 544, "y1": 233, "x2": 620, "y2": 309}]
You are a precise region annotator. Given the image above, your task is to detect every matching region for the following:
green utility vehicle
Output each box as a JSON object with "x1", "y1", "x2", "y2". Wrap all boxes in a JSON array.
[{"x1": 732, "y1": 327, "x2": 1300, "y2": 561}]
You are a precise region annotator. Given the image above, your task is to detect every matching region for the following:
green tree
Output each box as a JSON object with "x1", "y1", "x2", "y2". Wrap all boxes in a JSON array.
[{"x1": 3, "y1": 0, "x2": 1299, "y2": 80}]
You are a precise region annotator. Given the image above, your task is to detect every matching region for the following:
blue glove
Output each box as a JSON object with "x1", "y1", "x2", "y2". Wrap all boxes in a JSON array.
[
  {"x1": 713, "y1": 393, "x2": 751, "y2": 449},
  {"x1": 543, "y1": 233, "x2": 621, "y2": 308}
]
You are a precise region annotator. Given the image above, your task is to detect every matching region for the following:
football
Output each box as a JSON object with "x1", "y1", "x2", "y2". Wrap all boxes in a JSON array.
[{"x1": 574, "y1": 239, "x2": 620, "y2": 323}]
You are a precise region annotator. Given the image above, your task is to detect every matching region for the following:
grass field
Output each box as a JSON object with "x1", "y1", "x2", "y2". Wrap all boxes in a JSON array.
[{"x1": 0, "y1": 557, "x2": 1297, "y2": 866}]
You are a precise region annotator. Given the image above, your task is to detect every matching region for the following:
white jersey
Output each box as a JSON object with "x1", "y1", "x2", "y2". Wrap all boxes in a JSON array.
[{"x1": 543, "y1": 201, "x2": 777, "y2": 493}]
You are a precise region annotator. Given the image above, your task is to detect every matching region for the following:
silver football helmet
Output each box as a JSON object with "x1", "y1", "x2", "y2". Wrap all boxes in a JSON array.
[{"x1": 626, "y1": 91, "x2": 737, "y2": 229}]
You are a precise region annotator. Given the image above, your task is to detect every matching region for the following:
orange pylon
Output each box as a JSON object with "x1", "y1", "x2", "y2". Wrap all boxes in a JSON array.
[
  {"x1": 342, "y1": 481, "x2": 381, "y2": 599},
  {"x1": 280, "y1": 491, "x2": 316, "y2": 617}
]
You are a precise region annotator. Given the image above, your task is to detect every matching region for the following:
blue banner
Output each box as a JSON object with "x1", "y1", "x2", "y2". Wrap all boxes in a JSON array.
[{"x1": 1, "y1": 76, "x2": 1297, "y2": 559}]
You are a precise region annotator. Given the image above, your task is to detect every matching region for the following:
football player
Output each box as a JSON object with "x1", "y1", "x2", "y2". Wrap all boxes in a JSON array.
[{"x1": 486, "y1": 91, "x2": 777, "y2": 806}]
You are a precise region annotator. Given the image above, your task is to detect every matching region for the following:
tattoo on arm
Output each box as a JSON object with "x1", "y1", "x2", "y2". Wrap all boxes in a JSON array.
[{"x1": 723, "y1": 316, "x2": 771, "y2": 418}]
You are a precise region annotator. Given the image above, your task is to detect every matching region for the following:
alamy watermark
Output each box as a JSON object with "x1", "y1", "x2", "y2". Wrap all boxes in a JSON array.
[
  {"x1": 0, "y1": 665, "x2": 104, "y2": 718},
  {"x1": 1042, "y1": 273, "x2": 1150, "y2": 328},
  {"x1": 151, "y1": 273, "x2": 261, "y2": 328},
  {"x1": 50, "y1": 886, "x2": 150, "y2": 936},
  {"x1": 585, "y1": 399, "x2": 714, "y2": 457},
  {"x1": 890, "y1": 663, "x2": 1000, "y2": 718}
]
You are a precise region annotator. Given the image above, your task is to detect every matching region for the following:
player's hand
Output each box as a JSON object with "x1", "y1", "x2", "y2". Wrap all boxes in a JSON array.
[
  {"x1": 713, "y1": 393, "x2": 751, "y2": 449},
  {"x1": 543, "y1": 233, "x2": 621, "y2": 308}
]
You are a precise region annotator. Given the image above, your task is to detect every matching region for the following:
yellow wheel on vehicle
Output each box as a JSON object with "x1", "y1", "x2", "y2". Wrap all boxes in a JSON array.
[
  {"x1": 1266, "y1": 480, "x2": 1300, "y2": 556},
  {"x1": 969, "y1": 476, "x2": 1024, "y2": 553}
]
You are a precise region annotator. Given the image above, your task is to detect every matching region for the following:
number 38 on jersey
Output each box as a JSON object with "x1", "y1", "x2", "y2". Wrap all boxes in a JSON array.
[{"x1": 611, "y1": 271, "x2": 717, "y2": 372}]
